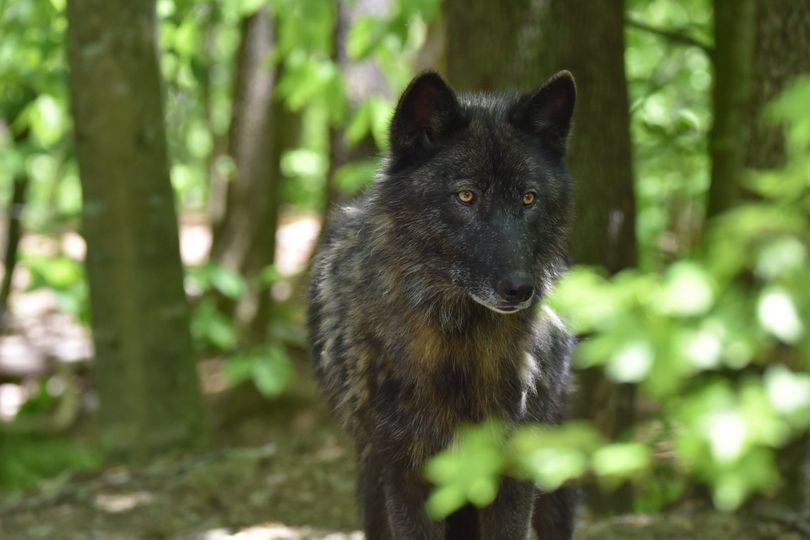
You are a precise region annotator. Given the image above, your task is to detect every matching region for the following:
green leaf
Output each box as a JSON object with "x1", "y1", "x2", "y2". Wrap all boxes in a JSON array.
[
  {"x1": 281, "y1": 148, "x2": 328, "y2": 178},
  {"x1": 251, "y1": 346, "x2": 293, "y2": 398},
  {"x1": 592, "y1": 442, "x2": 650, "y2": 478},
  {"x1": 424, "y1": 421, "x2": 506, "y2": 518},
  {"x1": 510, "y1": 423, "x2": 602, "y2": 489},
  {"x1": 223, "y1": 346, "x2": 293, "y2": 399},
  {"x1": 334, "y1": 159, "x2": 377, "y2": 193},
  {"x1": 655, "y1": 261, "x2": 715, "y2": 316},
  {"x1": 346, "y1": 15, "x2": 386, "y2": 60},
  {"x1": 757, "y1": 287, "x2": 804, "y2": 344},
  {"x1": 765, "y1": 366, "x2": 810, "y2": 418},
  {"x1": 191, "y1": 298, "x2": 237, "y2": 351},
  {"x1": 345, "y1": 99, "x2": 373, "y2": 145},
  {"x1": 259, "y1": 265, "x2": 282, "y2": 286},
  {"x1": 607, "y1": 340, "x2": 653, "y2": 383},
  {"x1": 209, "y1": 266, "x2": 247, "y2": 300},
  {"x1": 425, "y1": 485, "x2": 465, "y2": 519},
  {"x1": 29, "y1": 94, "x2": 66, "y2": 146}
]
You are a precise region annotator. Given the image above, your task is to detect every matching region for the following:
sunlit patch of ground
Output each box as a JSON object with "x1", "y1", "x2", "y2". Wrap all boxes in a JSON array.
[{"x1": 199, "y1": 524, "x2": 363, "y2": 540}]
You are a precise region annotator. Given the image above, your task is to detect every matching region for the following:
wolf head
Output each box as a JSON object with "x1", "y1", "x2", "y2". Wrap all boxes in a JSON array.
[{"x1": 375, "y1": 71, "x2": 576, "y2": 315}]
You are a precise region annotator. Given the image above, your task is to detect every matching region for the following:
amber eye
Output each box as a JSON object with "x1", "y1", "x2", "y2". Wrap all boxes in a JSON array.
[
  {"x1": 522, "y1": 192, "x2": 536, "y2": 206},
  {"x1": 457, "y1": 190, "x2": 476, "y2": 204}
]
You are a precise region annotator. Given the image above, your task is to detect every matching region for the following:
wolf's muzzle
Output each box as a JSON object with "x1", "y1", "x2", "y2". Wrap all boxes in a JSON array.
[{"x1": 498, "y1": 272, "x2": 534, "y2": 304}]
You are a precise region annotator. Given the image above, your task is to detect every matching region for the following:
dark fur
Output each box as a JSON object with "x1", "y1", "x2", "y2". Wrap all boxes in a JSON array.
[{"x1": 308, "y1": 71, "x2": 577, "y2": 539}]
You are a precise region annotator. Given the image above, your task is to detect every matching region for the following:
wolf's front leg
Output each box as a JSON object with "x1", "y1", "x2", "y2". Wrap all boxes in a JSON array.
[
  {"x1": 479, "y1": 477, "x2": 534, "y2": 540},
  {"x1": 383, "y1": 468, "x2": 444, "y2": 540},
  {"x1": 532, "y1": 486, "x2": 576, "y2": 540},
  {"x1": 357, "y1": 451, "x2": 392, "y2": 540}
]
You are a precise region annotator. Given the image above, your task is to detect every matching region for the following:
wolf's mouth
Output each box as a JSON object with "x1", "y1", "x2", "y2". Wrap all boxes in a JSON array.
[{"x1": 471, "y1": 294, "x2": 533, "y2": 315}]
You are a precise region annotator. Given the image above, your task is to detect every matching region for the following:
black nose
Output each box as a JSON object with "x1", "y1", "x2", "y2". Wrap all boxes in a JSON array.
[{"x1": 497, "y1": 273, "x2": 534, "y2": 304}]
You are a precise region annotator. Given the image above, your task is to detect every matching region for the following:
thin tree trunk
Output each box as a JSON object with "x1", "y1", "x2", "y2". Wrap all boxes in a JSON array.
[
  {"x1": 202, "y1": 3, "x2": 230, "y2": 231},
  {"x1": 706, "y1": 0, "x2": 756, "y2": 218},
  {"x1": 209, "y1": 10, "x2": 300, "y2": 342},
  {"x1": 242, "y1": 74, "x2": 301, "y2": 344},
  {"x1": 321, "y1": 0, "x2": 389, "y2": 236},
  {"x1": 211, "y1": 10, "x2": 275, "y2": 270},
  {"x1": 66, "y1": 0, "x2": 206, "y2": 460},
  {"x1": 445, "y1": 0, "x2": 638, "y2": 513},
  {"x1": 1, "y1": 99, "x2": 35, "y2": 329},
  {"x1": 0, "y1": 170, "x2": 27, "y2": 329}
]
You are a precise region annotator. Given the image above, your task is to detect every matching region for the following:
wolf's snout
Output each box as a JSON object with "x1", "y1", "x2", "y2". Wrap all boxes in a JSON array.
[{"x1": 498, "y1": 273, "x2": 534, "y2": 304}]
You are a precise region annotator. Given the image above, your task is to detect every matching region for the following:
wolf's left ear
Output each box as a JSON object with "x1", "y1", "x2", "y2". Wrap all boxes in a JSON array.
[
  {"x1": 511, "y1": 71, "x2": 576, "y2": 156},
  {"x1": 389, "y1": 72, "x2": 465, "y2": 159}
]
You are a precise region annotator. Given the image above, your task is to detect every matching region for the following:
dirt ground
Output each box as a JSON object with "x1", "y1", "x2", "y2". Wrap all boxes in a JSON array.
[{"x1": 2, "y1": 366, "x2": 809, "y2": 540}]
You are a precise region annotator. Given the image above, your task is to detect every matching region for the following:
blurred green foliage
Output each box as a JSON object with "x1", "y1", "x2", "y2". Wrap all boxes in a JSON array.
[
  {"x1": 426, "y1": 76, "x2": 810, "y2": 516},
  {"x1": 0, "y1": 433, "x2": 99, "y2": 493},
  {"x1": 625, "y1": 0, "x2": 713, "y2": 268}
]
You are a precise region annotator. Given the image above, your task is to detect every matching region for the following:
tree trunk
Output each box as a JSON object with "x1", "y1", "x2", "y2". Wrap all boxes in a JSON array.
[
  {"x1": 0, "y1": 119, "x2": 31, "y2": 330},
  {"x1": 445, "y1": 0, "x2": 638, "y2": 513},
  {"x1": 242, "y1": 74, "x2": 300, "y2": 344},
  {"x1": 209, "y1": 10, "x2": 300, "y2": 343},
  {"x1": 65, "y1": 0, "x2": 206, "y2": 460},
  {"x1": 0, "y1": 171, "x2": 27, "y2": 330},
  {"x1": 706, "y1": 0, "x2": 756, "y2": 218},
  {"x1": 211, "y1": 9, "x2": 274, "y2": 267},
  {"x1": 321, "y1": 0, "x2": 389, "y2": 235},
  {"x1": 446, "y1": 0, "x2": 636, "y2": 269},
  {"x1": 746, "y1": 0, "x2": 810, "y2": 510},
  {"x1": 746, "y1": 1, "x2": 810, "y2": 170}
]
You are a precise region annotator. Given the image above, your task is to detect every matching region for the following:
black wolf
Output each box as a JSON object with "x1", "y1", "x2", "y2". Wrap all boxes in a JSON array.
[{"x1": 308, "y1": 70, "x2": 577, "y2": 539}]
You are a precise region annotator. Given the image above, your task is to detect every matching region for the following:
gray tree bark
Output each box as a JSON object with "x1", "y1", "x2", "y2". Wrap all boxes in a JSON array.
[{"x1": 66, "y1": 0, "x2": 206, "y2": 460}]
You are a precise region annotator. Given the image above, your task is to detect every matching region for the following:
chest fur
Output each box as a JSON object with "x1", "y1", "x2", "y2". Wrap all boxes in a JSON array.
[{"x1": 390, "y1": 319, "x2": 534, "y2": 459}]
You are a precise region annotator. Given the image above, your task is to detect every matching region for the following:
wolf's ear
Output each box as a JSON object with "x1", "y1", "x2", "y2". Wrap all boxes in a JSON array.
[
  {"x1": 389, "y1": 72, "x2": 465, "y2": 159},
  {"x1": 511, "y1": 71, "x2": 576, "y2": 156}
]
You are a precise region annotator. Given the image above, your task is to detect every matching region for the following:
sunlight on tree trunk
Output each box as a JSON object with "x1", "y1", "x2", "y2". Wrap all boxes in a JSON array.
[{"x1": 65, "y1": 0, "x2": 206, "y2": 460}]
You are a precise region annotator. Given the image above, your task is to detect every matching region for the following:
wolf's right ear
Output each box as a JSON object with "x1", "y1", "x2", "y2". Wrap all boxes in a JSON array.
[
  {"x1": 389, "y1": 72, "x2": 465, "y2": 159},
  {"x1": 511, "y1": 71, "x2": 576, "y2": 156}
]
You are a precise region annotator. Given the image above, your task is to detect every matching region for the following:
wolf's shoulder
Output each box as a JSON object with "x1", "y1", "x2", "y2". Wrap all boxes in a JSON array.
[
  {"x1": 530, "y1": 305, "x2": 574, "y2": 375},
  {"x1": 535, "y1": 305, "x2": 572, "y2": 343}
]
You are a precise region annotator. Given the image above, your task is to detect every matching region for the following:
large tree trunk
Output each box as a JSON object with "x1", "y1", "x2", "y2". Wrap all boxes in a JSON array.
[
  {"x1": 746, "y1": 1, "x2": 810, "y2": 170},
  {"x1": 746, "y1": 0, "x2": 810, "y2": 510},
  {"x1": 66, "y1": 0, "x2": 206, "y2": 460},
  {"x1": 445, "y1": 0, "x2": 637, "y2": 277},
  {"x1": 445, "y1": 0, "x2": 638, "y2": 513},
  {"x1": 706, "y1": 0, "x2": 756, "y2": 218}
]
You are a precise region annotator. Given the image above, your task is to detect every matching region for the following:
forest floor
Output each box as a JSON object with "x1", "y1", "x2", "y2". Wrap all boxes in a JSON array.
[{"x1": 1, "y1": 363, "x2": 809, "y2": 540}]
